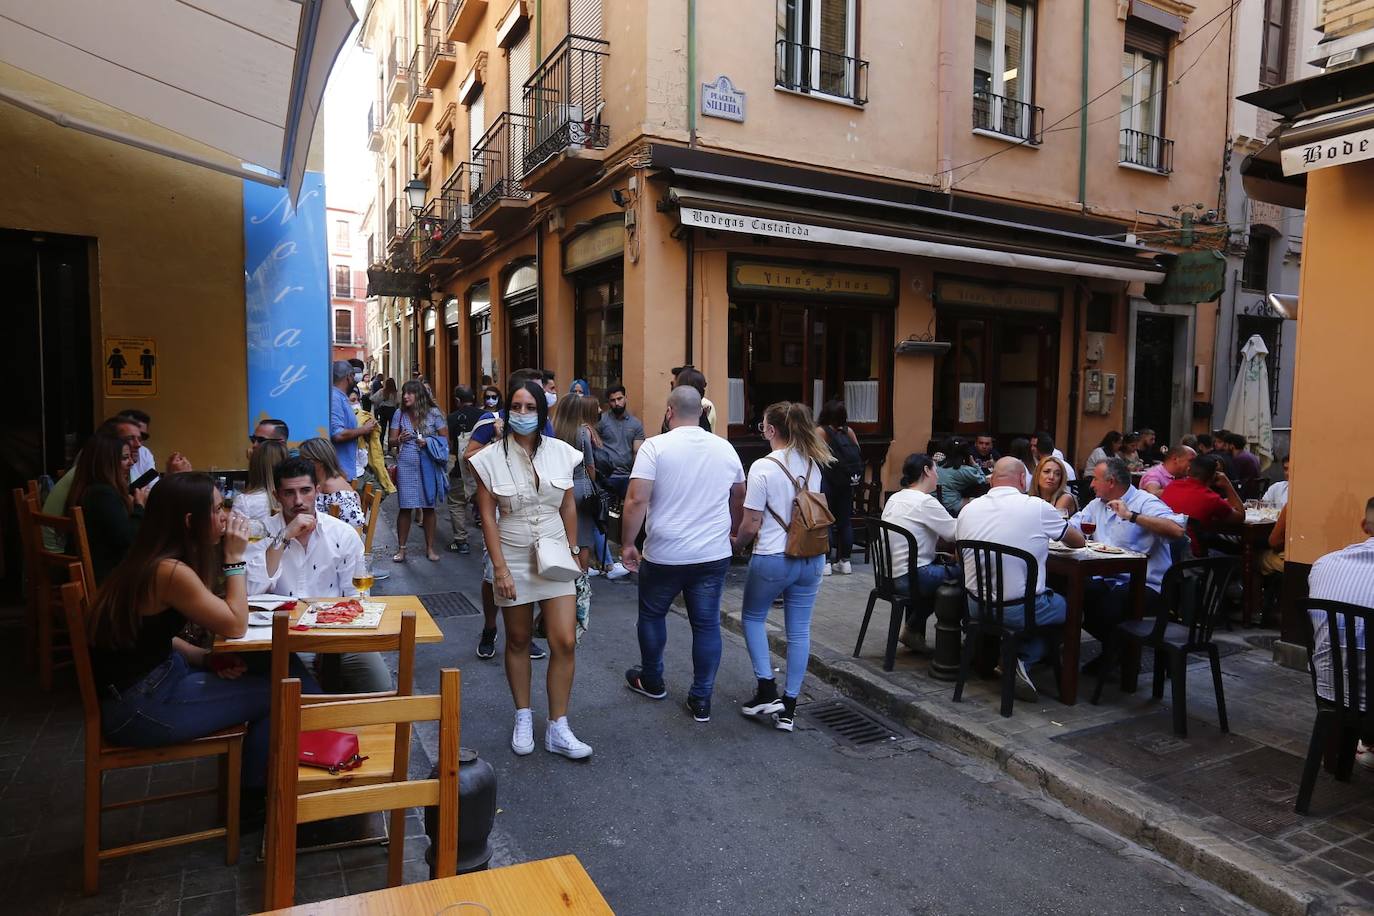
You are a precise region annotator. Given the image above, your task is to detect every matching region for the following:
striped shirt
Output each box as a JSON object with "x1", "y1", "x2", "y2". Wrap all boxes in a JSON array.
[{"x1": 1307, "y1": 538, "x2": 1374, "y2": 708}]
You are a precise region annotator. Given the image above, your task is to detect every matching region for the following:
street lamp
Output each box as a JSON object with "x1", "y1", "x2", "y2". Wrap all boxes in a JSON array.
[{"x1": 405, "y1": 175, "x2": 428, "y2": 212}]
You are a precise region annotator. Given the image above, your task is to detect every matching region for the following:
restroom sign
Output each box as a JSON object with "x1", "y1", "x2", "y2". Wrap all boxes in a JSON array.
[{"x1": 103, "y1": 335, "x2": 157, "y2": 397}]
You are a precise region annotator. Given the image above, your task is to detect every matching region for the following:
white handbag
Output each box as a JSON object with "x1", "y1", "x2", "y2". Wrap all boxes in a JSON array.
[{"x1": 533, "y1": 536, "x2": 583, "y2": 582}]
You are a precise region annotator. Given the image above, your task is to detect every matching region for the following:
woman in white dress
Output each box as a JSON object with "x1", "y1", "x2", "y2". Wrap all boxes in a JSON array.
[{"x1": 470, "y1": 381, "x2": 591, "y2": 761}]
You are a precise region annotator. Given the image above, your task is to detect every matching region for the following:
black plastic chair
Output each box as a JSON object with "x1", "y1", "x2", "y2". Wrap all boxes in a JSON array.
[
  {"x1": 1296, "y1": 599, "x2": 1374, "y2": 814},
  {"x1": 854, "y1": 518, "x2": 921, "y2": 672},
  {"x1": 1091, "y1": 556, "x2": 1237, "y2": 737},
  {"x1": 953, "y1": 540, "x2": 1062, "y2": 718}
]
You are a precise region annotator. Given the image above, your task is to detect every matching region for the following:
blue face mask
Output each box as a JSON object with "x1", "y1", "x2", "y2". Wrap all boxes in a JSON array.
[{"x1": 507, "y1": 412, "x2": 540, "y2": 435}]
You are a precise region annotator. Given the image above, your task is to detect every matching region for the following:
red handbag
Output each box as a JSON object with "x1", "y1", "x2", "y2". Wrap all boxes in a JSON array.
[{"x1": 298, "y1": 729, "x2": 368, "y2": 774}]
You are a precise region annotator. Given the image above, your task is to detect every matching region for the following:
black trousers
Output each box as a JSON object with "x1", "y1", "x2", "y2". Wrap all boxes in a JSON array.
[{"x1": 823, "y1": 480, "x2": 854, "y2": 561}]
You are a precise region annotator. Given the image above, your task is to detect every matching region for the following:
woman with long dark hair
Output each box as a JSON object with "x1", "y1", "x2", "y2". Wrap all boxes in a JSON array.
[
  {"x1": 89, "y1": 473, "x2": 308, "y2": 790},
  {"x1": 731, "y1": 402, "x2": 834, "y2": 731},
  {"x1": 470, "y1": 380, "x2": 590, "y2": 760},
  {"x1": 881, "y1": 453, "x2": 959, "y2": 652},
  {"x1": 817, "y1": 399, "x2": 861, "y2": 576},
  {"x1": 1085, "y1": 430, "x2": 1123, "y2": 477},
  {"x1": 388, "y1": 379, "x2": 449, "y2": 562},
  {"x1": 68, "y1": 430, "x2": 147, "y2": 583}
]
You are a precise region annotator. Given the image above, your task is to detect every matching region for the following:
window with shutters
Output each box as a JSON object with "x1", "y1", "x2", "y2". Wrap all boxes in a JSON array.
[
  {"x1": 775, "y1": 0, "x2": 867, "y2": 105},
  {"x1": 508, "y1": 26, "x2": 533, "y2": 114},
  {"x1": 467, "y1": 89, "x2": 485, "y2": 162},
  {"x1": 569, "y1": 0, "x2": 603, "y2": 39},
  {"x1": 333, "y1": 265, "x2": 352, "y2": 298},
  {"x1": 1119, "y1": 18, "x2": 1172, "y2": 173},
  {"x1": 973, "y1": 0, "x2": 1039, "y2": 142},
  {"x1": 334, "y1": 219, "x2": 350, "y2": 249},
  {"x1": 334, "y1": 307, "x2": 354, "y2": 344},
  {"x1": 1259, "y1": 0, "x2": 1290, "y2": 86}
]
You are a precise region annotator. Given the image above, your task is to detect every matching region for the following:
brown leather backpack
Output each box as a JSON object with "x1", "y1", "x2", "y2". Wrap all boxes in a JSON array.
[{"x1": 763, "y1": 457, "x2": 834, "y2": 558}]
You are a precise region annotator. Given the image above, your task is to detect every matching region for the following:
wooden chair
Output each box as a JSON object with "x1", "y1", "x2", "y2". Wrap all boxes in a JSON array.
[
  {"x1": 268, "y1": 611, "x2": 416, "y2": 871},
  {"x1": 264, "y1": 669, "x2": 461, "y2": 909},
  {"x1": 60, "y1": 574, "x2": 244, "y2": 895},
  {"x1": 30, "y1": 502, "x2": 97, "y2": 691},
  {"x1": 361, "y1": 487, "x2": 384, "y2": 554}
]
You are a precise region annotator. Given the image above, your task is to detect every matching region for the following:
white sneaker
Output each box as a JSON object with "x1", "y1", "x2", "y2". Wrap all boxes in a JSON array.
[
  {"x1": 545, "y1": 719, "x2": 592, "y2": 760},
  {"x1": 821, "y1": 563, "x2": 833, "y2": 576},
  {"x1": 510, "y1": 709, "x2": 534, "y2": 756},
  {"x1": 837, "y1": 561, "x2": 853, "y2": 575},
  {"x1": 606, "y1": 562, "x2": 631, "y2": 581},
  {"x1": 586, "y1": 567, "x2": 603, "y2": 578}
]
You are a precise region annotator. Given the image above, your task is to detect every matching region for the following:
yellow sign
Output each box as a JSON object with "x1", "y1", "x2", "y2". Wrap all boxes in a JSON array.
[
  {"x1": 103, "y1": 336, "x2": 157, "y2": 397},
  {"x1": 935, "y1": 279, "x2": 1059, "y2": 314},
  {"x1": 730, "y1": 261, "x2": 895, "y2": 301}
]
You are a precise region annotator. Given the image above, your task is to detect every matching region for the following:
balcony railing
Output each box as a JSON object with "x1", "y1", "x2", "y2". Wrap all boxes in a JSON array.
[
  {"x1": 367, "y1": 101, "x2": 384, "y2": 151},
  {"x1": 425, "y1": 163, "x2": 477, "y2": 257},
  {"x1": 334, "y1": 282, "x2": 353, "y2": 298},
  {"x1": 774, "y1": 40, "x2": 869, "y2": 106},
  {"x1": 407, "y1": 45, "x2": 431, "y2": 109},
  {"x1": 1119, "y1": 128, "x2": 1174, "y2": 174},
  {"x1": 385, "y1": 43, "x2": 408, "y2": 104},
  {"x1": 470, "y1": 112, "x2": 534, "y2": 216},
  {"x1": 972, "y1": 90, "x2": 1043, "y2": 145},
  {"x1": 385, "y1": 198, "x2": 399, "y2": 241},
  {"x1": 424, "y1": 4, "x2": 456, "y2": 88},
  {"x1": 522, "y1": 34, "x2": 610, "y2": 174},
  {"x1": 334, "y1": 332, "x2": 355, "y2": 346}
]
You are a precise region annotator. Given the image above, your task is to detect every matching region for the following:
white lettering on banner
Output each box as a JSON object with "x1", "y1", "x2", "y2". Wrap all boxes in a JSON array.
[
  {"x1": 249, "y1": 187, "x2": 321, "y2": 226},
  {"x1": 272, "y1": 364, "x2": 308, "y2": 398},
  {"x1": 273, "y1": 285, "x2": 304, "y2": 303},
  {"x1": 273, "y1": 328, "x2": 302, "y2": 349},
  {"x1": 1281, "y1": 125, "x2": 1374, "y2": 176}
]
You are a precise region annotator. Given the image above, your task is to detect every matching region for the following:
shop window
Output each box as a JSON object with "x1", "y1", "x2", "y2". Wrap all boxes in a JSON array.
[
  {"x1": 973, "y1": 0, "x2": 1036, "y2": 139},
  {"x1": 504, "y1": 260, "x2": 539, "y2": 374},
  {"x1": 1242, "y1": 230, "x2": 1272, "y2": 292},
  {"x1": 468, "y1": 281, "x2": 492, "y2": 388},
  {"x1": 775, "y1": 0, "x2": 865, "y2": 104},
  {"x1": 1260, "y1": 0, "x2": 1290, "y2": 87},
  {"x1": 575, "y1": 273, "x2": 624, "y2": 397}
]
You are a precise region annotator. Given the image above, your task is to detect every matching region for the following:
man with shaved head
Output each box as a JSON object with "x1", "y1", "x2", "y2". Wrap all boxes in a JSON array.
[
  {"x1": 956, "y1": 457, "x2": 1086, "y2": 701},
  {"x1": 1140, "y1": 445, "x2": 1195, "y2": 497}
]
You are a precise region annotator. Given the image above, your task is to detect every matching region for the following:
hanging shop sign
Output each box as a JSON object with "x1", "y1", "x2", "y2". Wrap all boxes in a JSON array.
[
  {"x1": 1144, "y1": 249, "x2": 1226, "y2": 305},
  {"x1": 563, "y1": 219, "x2": 624, "y2": 273},
  {"x1": 935, "y1": 278, "x2": 1059, "y2": 314},
  {"x1": 729, "y1": 258, "x2": 896, "y2": 303},
  {"x1": 701, "y1": 75, "x2": 746, "y2": 123},
  {"x1": 1281, "y1": 123, "x2": 1374, "y2": 176},
  {"x1": 367, "y1": 266, "x2": 429, "y2": 298}
]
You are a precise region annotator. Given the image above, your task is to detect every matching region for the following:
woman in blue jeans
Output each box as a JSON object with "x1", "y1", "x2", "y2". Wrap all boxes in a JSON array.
[
  {"x1": 731, "y1": 402, "x2": 834, "y2": 731},
  {"x1": 89, "y1": 473, "x2": 313, "y2": 793}
]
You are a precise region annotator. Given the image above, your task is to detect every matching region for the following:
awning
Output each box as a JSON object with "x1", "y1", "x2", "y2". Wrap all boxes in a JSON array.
[
  {"x1": 0, "y1": 0, "x2": 357, "y2": 199},
  {"x1": 668, "y1": 187, "x2": 1167, "y2": 284}
]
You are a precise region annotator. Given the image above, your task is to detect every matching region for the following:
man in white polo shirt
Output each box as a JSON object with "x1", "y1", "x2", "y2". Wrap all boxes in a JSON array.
[
  {"x1": 957, "y1": 457, "x2": 1085, "y2": 700},
  {"x1": 618, "y1": 386, "x2": 745, "y2": 723}
]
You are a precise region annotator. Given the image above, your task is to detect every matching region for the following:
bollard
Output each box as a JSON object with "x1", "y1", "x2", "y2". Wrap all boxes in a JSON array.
[
  {"x1": 929, "y1": 581, "x2": 965, "y2": 681},
  {"x1": 425, "y1": 747, "x2": 497, "y2": 875}
]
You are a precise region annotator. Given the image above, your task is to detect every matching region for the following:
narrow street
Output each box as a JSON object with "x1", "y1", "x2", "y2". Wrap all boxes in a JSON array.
[{"x1": 378, "y1": 513, "x2": 1255, "y2": 915}]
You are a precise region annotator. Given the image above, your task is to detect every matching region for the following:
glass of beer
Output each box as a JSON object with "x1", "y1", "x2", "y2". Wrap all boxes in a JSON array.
[
  {"x1": 352, "y1": 554, "x2": 375, "y2": 598},
  {"x1": 243, "y1": 517, "x2": 268, "y2": 544}
]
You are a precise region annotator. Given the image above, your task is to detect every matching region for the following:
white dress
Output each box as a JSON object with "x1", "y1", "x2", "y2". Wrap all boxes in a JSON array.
[{"x1": 469, "y1": 437, "x2": 582, "y2": 607}]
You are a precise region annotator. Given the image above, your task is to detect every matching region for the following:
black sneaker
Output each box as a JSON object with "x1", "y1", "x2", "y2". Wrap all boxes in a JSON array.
[
  {"x1": 741, "y1": 678, "x2": 784, "y2": 717},
  {"x1": 476, "y1": 627, "x2": 497, "y2": 660},
  {"x1": 446, "y1": 539, "x2": 464, "y2": 553},
  {"x1": 686, "y1": 694, "x2": 711, "y2": 723},
  {"x1": 773, "y1": 695, "x2": 798, "y2": 732},
  {"x1": 624, "y1": 666, "x2": 667, "y2": 700},
  {"x1": 457, "y1": 542, "x2": 471, "y2": 555},
  {"x1": 528, "y1": 641, "x2": 548, "y2": 660}
]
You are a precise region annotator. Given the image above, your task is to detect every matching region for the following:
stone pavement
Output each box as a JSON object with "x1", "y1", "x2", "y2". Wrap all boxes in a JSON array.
[{"x1": 716, "y1": 560, "x2": 1374, "y2": 916}]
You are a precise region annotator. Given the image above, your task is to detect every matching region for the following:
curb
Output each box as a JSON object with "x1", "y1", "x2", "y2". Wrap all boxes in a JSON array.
[{"x1": 713, "y1": 606, "x2": 1336, "y2": 916}]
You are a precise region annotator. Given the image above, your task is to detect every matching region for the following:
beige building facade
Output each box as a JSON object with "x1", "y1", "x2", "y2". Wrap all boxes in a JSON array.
[{"x1": 361, "y1": 0, "x2": 1236, "y2": 482}]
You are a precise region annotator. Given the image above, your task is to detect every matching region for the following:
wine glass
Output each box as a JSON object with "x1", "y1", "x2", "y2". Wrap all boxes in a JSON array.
[
  {"x1": 352, "y1": 554, "x2": 375, "y2": 598},
  {"x1": 243, "y1": 517, "x2": 268, "y2": 544}
]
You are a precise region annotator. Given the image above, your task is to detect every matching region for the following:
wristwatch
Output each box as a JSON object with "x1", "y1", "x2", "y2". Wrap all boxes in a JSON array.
[
  {"x1": 569, "y1": 544, "x2": 580, "y2": 556},
  {"x1": 269, "y1": 532, "x2": 288, "y2": 551},
  {"x1": 1129, "y1": 511, "x2": 1140, "y2": 524}
]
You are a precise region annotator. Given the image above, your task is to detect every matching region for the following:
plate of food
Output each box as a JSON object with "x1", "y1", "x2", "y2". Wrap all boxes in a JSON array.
[
  {"x1": 1047, "y1": 541, "x2": 1076, "y2": 553},
  {"x1": 297, "y1": 599, "x2": 387, "y2": 629},
  {"x1": 1088, "y1": 543, "x2": 1126, "y2": 554}
]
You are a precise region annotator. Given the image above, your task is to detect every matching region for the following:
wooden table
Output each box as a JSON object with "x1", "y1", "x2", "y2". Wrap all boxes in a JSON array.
[
  {"x1": 212, "y1": 595, "x2": 443, "y2": 653},
  {"x1": 1046, "y1": 547, "x2": 1148, "y2": 705},
  {"x1": 257, "y1": 855, "x2": 613, "y2": 915},
  {"x1": 1214, "y1": 516, "x2": 1278, "y2": 626}
]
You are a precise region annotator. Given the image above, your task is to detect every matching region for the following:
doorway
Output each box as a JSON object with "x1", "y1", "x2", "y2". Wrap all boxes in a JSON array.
[
  {"x1": 934, "y1": 312, "x2": 1058, "y2": 443},
  {"x1": 1127, "y1": 300, "x2": 1194, "y2": 445},
  {"x1": 0, "y1": 228, "x2": 94, "y2": 599}
]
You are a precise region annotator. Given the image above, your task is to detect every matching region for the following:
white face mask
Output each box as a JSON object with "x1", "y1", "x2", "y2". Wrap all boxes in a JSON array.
[{"x1": 546, "y1": 391, "x2": 557, "y2": 407}]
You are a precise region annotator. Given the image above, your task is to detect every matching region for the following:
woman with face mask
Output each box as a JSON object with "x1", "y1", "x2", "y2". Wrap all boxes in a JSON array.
[
  {"x1": 469, "y1": 380, "x2": 590, "y2": 761},
  {"x1": 388, "y1": 380, "x2": 449, "y2": 562}
]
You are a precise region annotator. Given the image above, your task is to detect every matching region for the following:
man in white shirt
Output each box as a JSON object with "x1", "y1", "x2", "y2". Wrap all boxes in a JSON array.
[
  {"x1": 1263, "y1": 455, "x2": 1291, "y2": 509},
  {"x1": 1032, "y1": 432, "x2": 1077, "y2": 482},
  {"x1": 619, "y1": 387, "x2": 745, "y2": 719},
  {"x1": 118, "y1": 408, "x2": 191, "y2": 489},
  {"x1": 245, "y1": 456, "x2": 390, "y2": 693},
  {"x1": 957, "y1": 458, "x2": 1085, "y2": 700}
]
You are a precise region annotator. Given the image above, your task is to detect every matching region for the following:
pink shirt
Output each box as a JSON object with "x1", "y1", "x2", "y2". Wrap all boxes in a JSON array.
[{"x1": 1139, "y1": 463, "x2": 1175, "y2": 493}]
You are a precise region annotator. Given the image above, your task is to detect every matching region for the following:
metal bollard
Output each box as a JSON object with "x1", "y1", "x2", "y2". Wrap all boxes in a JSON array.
[
  {"x1": 425, "y1": 747, "x2": 497, "y2": 875},
  {"x1": 929, "y1": 581, "x2": 965, "y2": 681}
]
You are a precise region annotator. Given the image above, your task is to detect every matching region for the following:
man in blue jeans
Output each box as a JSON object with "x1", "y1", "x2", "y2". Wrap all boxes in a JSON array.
[{"x1": 619, "y1": 386, "x2": 745, "y2": 722}]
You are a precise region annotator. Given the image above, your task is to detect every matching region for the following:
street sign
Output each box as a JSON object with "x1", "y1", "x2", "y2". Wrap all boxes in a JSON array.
[
  {"x1": 701, "y1": 75, "x2": 746, "y2": 123},
  {"x1": 1144, "y1": 249, "x2": 1226, "y2": 305},
  {"x1": 103, "y1": 335, "x2": 157, "y2": 397},
  {"x1": 367, "y1": 267, "x2": 428, "y2": 297}
]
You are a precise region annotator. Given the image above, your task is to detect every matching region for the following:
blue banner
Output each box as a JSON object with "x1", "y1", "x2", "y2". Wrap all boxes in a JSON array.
[{"x1": 243, "y1": 172, "x2": 330, "y2": 445}]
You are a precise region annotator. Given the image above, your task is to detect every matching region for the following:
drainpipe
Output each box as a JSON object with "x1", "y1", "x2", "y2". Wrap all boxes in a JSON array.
[
  {"x1": 687, "y1": 0, "x2": 697, "y2": 147},
  {"x1": 1078, "y1": 0, "x2": 1090, "y2": 211},
  {"x1": 936, "y1": 0, "x2": 957, "y2": 191},
  {"x1": 535, "y1": 0, "x2": 541, "y2": 60},
  {"x1": 536, "y1": 224, "x2": 545, "y2": 368}
]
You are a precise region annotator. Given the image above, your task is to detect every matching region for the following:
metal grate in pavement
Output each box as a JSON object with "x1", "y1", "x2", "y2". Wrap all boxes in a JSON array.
[
  {"x1": 418, "y1": 591, "x2": 481, "y2": 618},
  {"x1": 801, "y1": 699, "x2": 900, "y2": 747}
]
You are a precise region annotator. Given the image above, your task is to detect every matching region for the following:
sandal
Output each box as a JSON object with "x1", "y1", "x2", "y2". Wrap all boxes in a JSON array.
[{"x1": 392, "y1": 548, "x2": 407, "y2": 563}]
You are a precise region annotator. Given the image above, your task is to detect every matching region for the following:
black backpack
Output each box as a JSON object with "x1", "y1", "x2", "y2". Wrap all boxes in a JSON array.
[{"x1": 824, "y1": 426, "x2": 864, "y2": 488}]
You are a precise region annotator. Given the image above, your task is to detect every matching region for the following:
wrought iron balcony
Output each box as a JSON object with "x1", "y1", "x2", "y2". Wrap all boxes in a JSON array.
[
  {"x1": 385, "y1": 44, "x2": 408, "y2": 105},
  {"x1": 385, "y1": 198, "x2": 400, "y2": 244},
  {"x1": 1119, "y1": 128, "x2": 1174, "y2": 174},
  {"x1": 424, "y1": 5, "x2": 456, "y2": 89},
  {"x1": 446, "y1": 0, "x2": 486, "y2": 42},
  {"x1": 522, "y1": 34, "x2": 610, "y2": 176},
  {"x1": 407, "y1": 45, "x2": 433, "y2": 122},
  {"x1": 774, "y1": 40, "x2": 868, "y2": 106},
  {"x1": 422, "y1": 163, "x2": 483, "y2": 259},
  {"x1": 367, "y1": 102, "x2": 384, "y2": 151},
  {"x1": 972, "y1": 90, "x2": 1043, "y2": 145},
  {"x1": 470, "y1": 112, "x2": 534, "y2": 219}
]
